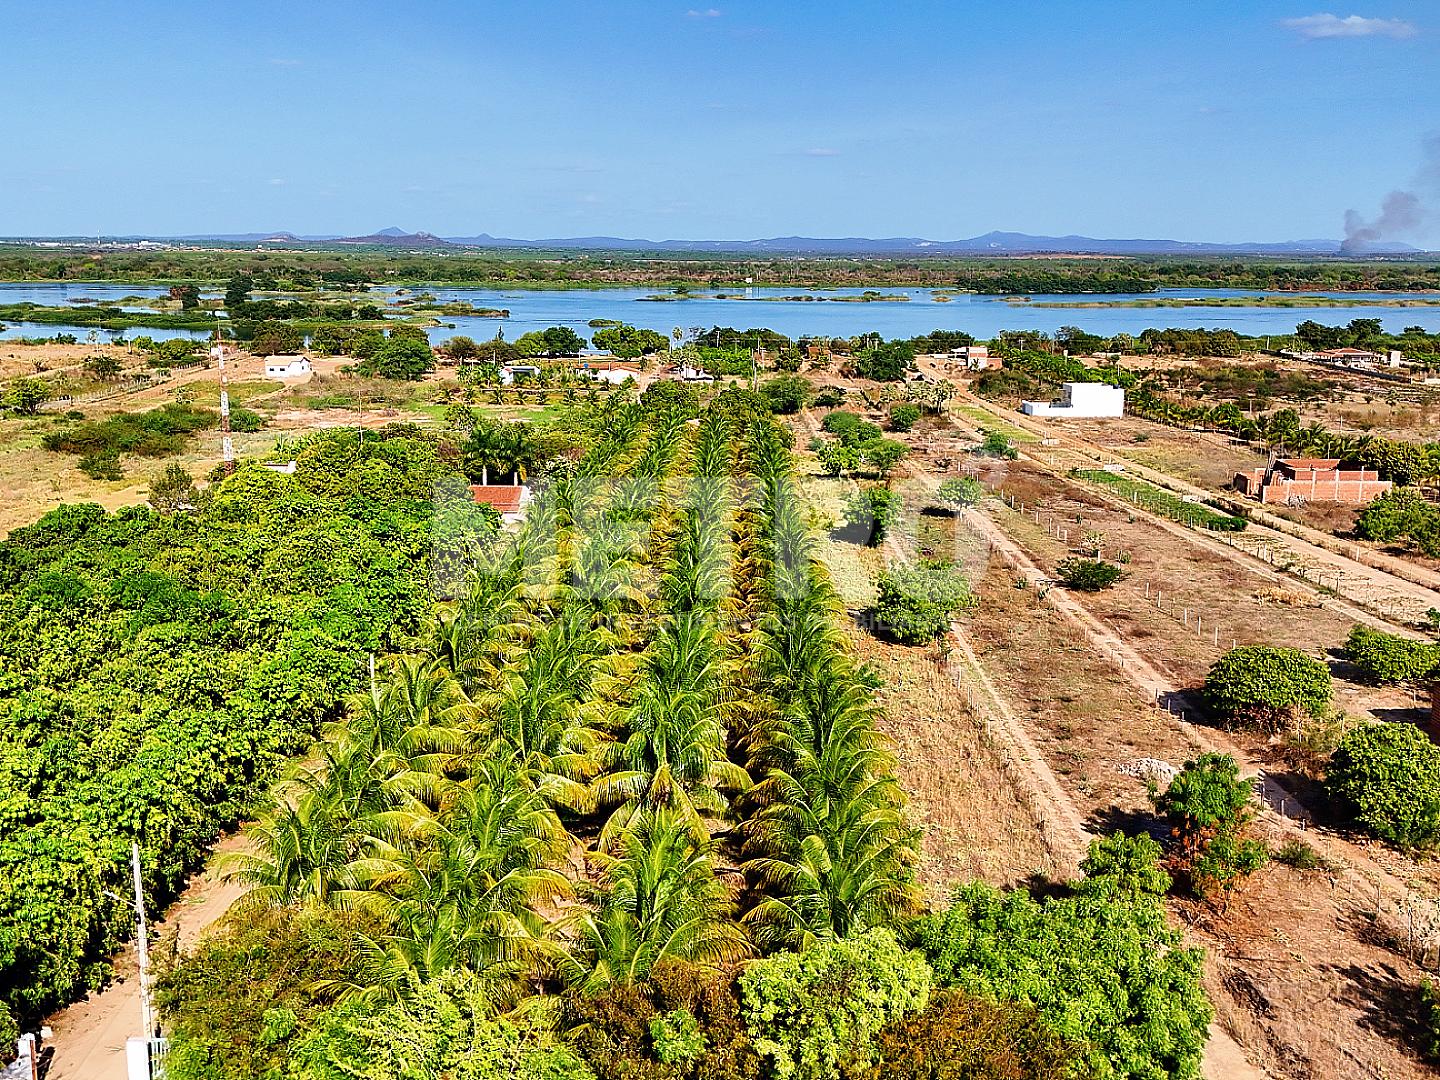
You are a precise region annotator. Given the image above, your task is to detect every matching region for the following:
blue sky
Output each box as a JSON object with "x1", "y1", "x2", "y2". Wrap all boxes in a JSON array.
[{"x1": 2, "y1": 1, "x2": 1437, "y2": 241}]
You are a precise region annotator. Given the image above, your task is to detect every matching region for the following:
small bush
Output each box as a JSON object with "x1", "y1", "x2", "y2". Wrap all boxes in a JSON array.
[
  {"x1": 812, "y1": 387, "x2": 845, "y2": 408},
  {"x1": 975, "y1": 430, "x2": 1018, "y2": 459},
  {"x1": 843, "y1": 487, "x2": 903, "y2": 547},
  {"x1": 888, "y1": 403, "x2": 921, "y2": 432},
  {"x1": 1272, "y1": 838, "x2": 1326, "y2": 871},
  {"x1": 229, "y1": 406, "x2": 267, "y2": 433},
  {"x1": 873, "y1": 560, "x2": 974, "y2": 644},
  {"x1": 1203, "y1": 646, "x2": 1332, "y2": 733},
  {"x1": 1056, "y1": 557, "x2": 1123, "y2": 591},
  {"x1": 933, "y1": 476, "x2": 983, "y2": 511},
  {"x1": 1156, "y1": 754, "x2": 1268, "y2": 897},
  {"x1": 1327, "y1": 722, "x2": 1440, "y2": 850},
  {"x1": 1343, "y1": 624, "x2": 1440, "y2": 684},
  {"x1": 1422, "y1": 981, "x2": 1440, "y2": 1063},
  {"x1": 79, "y1": 450, "x2": 123, "y2": 480}
]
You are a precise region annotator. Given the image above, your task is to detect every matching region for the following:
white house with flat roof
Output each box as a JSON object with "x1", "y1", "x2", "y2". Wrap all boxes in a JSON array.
[{"x1": 1022, "y1": 381, "x2": 1124, "y2": 418}]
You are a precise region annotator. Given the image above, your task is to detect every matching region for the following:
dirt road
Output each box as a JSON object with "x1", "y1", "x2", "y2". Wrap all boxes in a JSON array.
[{"x1": 43, "y1": 837, "x2": 247, "y2": 1080}]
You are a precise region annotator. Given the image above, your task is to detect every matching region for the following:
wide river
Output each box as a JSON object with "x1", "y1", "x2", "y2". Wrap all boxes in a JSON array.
[{"x1": 2, "y1": 282, "x2": 1438, "y2": 344}]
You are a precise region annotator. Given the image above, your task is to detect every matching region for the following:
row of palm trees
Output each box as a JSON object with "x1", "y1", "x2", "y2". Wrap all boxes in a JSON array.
[
  {"x1": 1130, "y1": 390, "x2": 1440, "y2": 487},
  {"x1": 228, "y1": 399, "x2": 919, "y2": 1006}
]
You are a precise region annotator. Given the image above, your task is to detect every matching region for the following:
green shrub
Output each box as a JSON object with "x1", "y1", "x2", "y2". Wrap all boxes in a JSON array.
[
  {"x1": 289, "y1": 971, "x2": 592, "y2": 1080},
  {"x1": 739, "y1": 929, "x2": 931, "y2": 1080},
  {"x1": 1056, "y1": 557, "x2": 1123, "y2": 591},
  {"x1": 1343, "y1": 624, "x2": 1440, "y2": 684},
  {"x1": 1076, "y1": 832, "x2": 1171, "y2": 901},
  {"x1": 1327, "y1": 723, "x2": 1440, "y2": 850},
  {"x1": 42, "y1": 403, "x2": 217, "y2": 458},
  {"x1": 975, "y1": 430, "x2": 1018, "y2": 459},
  {"x1": 918, "y1": 883, "x2": 1210, "y2": 1080},
  {"x1": 78, "y1": 450, "x2": 124, "y2": 480},
  {"x1": 156, "y1": 907, "x2": 373, "y2": 1080},
  {"x1": 760, "y1": 375, "x2": 813, "y2": 415},
  {"x1": 888, "y1": 403, "x2": 921, "y2": 432},
  {"x1": 861, "y1": 989, "x2": 1078, "y2": 1080},
  {"x1": 1422, "y1": 980, "x2": 1440, "y2": 1063},
  {"x1": 821, "y1": 410, "x2": 863, "y2": 437},
  {"x1": 1156, "y1": 754, "x2": 1268, "y2": 897},
  {"x1": 648, "y1": 1009, "x2": 706, "y2": 1066},
  {"x1": 873, "y1": 560, "x2": 974, "y2": 644},
  {"x1": 0, "y1": 1002, "x2": 16, "y2": 1065},
  {"x1": 1272, "y1": 838, "x2": 1326, "y2": 871},
  {"x1": 932, "y1": 476, "x2": 983, "y2": 510},
  {"x1": 812, "y1": 387, "x2": 845, "y2": 408},
  {"x1": 1202, "y1": 646, "x2": 1332, "y2": 732},
  {"x1": 861, "y1": 438, "x2": 909, "y2": 478},
  {"x1": 843, "y1": 487, "x2": 903, "y2": 546},
  {"x1": 228, "y1": 406, "x2": 266, "y2": 433}
]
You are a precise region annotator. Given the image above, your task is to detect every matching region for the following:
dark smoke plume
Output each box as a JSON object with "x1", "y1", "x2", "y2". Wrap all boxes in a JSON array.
[{"x1": 1340, "y1": 136, "x2": 1440, "y2": 255}]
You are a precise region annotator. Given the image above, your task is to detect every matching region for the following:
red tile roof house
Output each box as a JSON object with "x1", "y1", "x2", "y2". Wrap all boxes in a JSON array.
[
  {"x1": 469, "y1": 484, "x2": 532, "y2": 524},
  {"x1": 1233, "y1": 458, "x2": 1392, "y2": 505}
]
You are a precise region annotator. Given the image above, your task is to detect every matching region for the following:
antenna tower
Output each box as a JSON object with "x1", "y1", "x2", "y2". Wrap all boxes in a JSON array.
[{"x1": 212, "y1": 330, "x2": 235, "y2": 474}]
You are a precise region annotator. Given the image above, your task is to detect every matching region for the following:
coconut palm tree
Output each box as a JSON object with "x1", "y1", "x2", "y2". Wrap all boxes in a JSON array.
[
  {"x1": 338, "y1": 754, "x2": 572, "y2": 1002},
  {"x1": 562, "y1": 806, "x2": 750, "y2": 992}
]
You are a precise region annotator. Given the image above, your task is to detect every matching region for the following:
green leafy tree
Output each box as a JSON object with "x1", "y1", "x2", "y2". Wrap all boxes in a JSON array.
[
  {"x1": 861, "y1": 439, "x2": 909, "y2": 479},
  {"x1": 933, "y1": 476, "x2": 983, "y2": 510},
  {"x1": 1343, "y1": 624, "x2": 1440, "y2": 684},
  {"x1": 843, "y1": 487, "x2": 903, "y2": 547},
  {"x1": 3, "y1": 377, "x2": 52, "y2": 415},
  {"x1": 224, "y1": 273, "x2": 253, "y2": 310},
  {"x1": 760, "y1": 375, "x2": 813, "y2": 415},
  {"x1": 1327, "y1": 722, "x2": 1440, "y2": 850},
  {"x1": 169, "y1": 284, "x2": 202, "y2": 309},
  {"x1": 148, "y1": 462, "x2": 197, "y2": 513},
  {"x1": 872, "y1": 560, "x2": 973, "y2": 644},
  {"x1": 1202, "y1": 646, "x2": 1332, "y2": 733},
  {"x1": 1155, "y1": 754, "x2": 1268, "y2": 897},
  {"x1": 248, "y1": 321, "x2": 304, "y2": 356},
  {"x1": 888, "y1": 403, "x2": 920, "y2": 432},
  {"x1": 356, "y1": 333, "x2": 435, "y2": 380},
  {"x1": 738, "y1": 929, "x2": 930, "y2": 1080},
  {"x1": 918, "y1": 883, "x2": 1210, "y2": 1080}
]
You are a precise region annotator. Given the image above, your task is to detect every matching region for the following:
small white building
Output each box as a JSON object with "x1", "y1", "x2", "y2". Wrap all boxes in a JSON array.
[
  {"x1": 499, "y1": 363, "x2": 542, "y2": 385},
  {"x1": 1022, "y1": 381, "x2": 1125, "y2": 418},
  {"x1": 263, "y1": 355, "x2": 312, "y2": 379}
]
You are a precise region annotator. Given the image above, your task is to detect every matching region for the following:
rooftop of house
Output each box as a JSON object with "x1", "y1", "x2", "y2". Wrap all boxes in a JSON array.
[{"x1": 469, "y1": 485, "x2": 526, "y2": 514}]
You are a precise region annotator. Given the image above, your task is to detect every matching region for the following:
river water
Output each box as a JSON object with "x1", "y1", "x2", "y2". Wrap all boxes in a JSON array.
[{"x1": 2, "y1": 282, "x2": 1437, "y2": 345}]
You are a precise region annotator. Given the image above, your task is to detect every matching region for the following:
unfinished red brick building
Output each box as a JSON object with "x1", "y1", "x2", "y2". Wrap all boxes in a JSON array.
[{"x1": 1233, "y1": 458, "x2": 1392, "y2": 505}]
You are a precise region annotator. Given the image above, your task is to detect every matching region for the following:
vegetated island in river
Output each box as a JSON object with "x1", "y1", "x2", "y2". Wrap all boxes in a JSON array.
[
  {"x1": 638, "y1": 290, "x2": 911, "y2": 303},
  {"x1": 1022, "y1": 294, "x2": 1440, "y2": 309}
]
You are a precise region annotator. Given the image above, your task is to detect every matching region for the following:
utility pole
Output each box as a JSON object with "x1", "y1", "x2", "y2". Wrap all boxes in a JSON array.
[
  {"x1": 212, "y1": 332, "x2": 234, "y2": 475},
  {"x1": 130, "y1": 842, "x2": 154, "y2": 1040}
]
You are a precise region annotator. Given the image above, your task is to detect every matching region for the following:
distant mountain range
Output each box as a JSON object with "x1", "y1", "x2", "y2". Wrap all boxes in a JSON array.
[{"x1": 17, "y1": 227, "x2": 1426, "y2": 256}]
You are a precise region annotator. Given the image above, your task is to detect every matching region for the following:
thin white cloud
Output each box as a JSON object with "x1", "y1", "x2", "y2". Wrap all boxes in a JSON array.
[
  {"x1": 803, "y1": 147, "x2": 840, "y2": 157},
  {"x1": 686, "y1": 8, "x2": 721, "y2": 17},
  {"x1": 269, "y1": 57, "x2": 303, "y2": 67},
  {"x1": 1283, "y1": 13, "x2": 1417, "y2": 39},
  {"x1": 267, "y1": 178, "x2": 286, "y2": 186}
]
